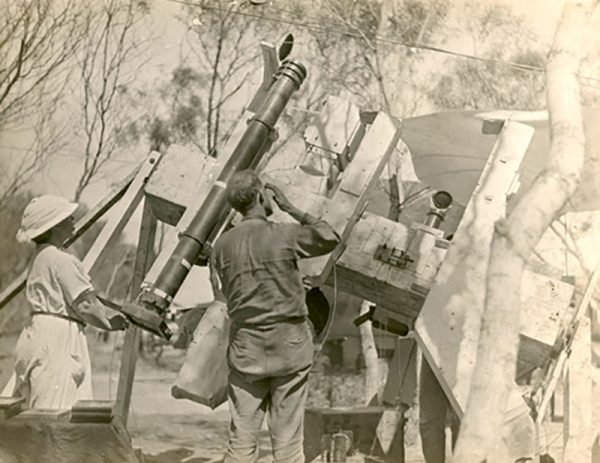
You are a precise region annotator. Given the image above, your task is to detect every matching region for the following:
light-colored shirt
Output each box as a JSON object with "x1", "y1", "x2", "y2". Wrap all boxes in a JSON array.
[{"x1": 26, "y1": 245, "x2": 93, "y2": 318}]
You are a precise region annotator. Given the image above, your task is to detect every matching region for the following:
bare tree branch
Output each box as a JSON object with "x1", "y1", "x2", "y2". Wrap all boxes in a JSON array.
[
  {"x1": 0, "y1": 0, "x2": 85, "y2": 126},
  {"x1": 73, "y1": 0, "x2": 150, "y2": 201}
]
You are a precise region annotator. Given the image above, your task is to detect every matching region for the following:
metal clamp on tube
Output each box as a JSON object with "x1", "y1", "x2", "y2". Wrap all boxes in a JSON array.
[{"x1": 139, "y1": 60, "x2": 307, "y2": 322}]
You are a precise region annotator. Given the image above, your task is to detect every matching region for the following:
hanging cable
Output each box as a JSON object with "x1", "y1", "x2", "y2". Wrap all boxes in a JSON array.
[{"x1": 165, "y1": 0, "x2": 600, "y2": 89}]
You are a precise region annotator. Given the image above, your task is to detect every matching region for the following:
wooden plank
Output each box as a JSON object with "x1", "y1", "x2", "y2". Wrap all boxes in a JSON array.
[
  {"x1": 0, "y1": 161, "x2": 144, "y2": 312},
  {"x1": 327, "y1": 111, "x2": 399, "y2": 233},
  {"x1": 114, "y1": 199, "x2": 158, "y2": 425},
  {"x1": 519, "y1": 272, "x2": 574, "y2": 366},
  {"x1": 144, "y1": 145, "x2": 214, "y2": 226},
  {"x1": 83, "y1": 153, "x2": 161, "y2": 279},
  {"x1": 144, "y1": 109, "x2": 257, "y2": 227},
  {"x1": 413, "y1": 120, "x2": 534, "y2": 417},
  {"x1": 303, "y1": 96, "x2": 361, "y2": 156},
  {"x1": 304, "y1": 112, "x2": 401, "y2": 284},
  {"x1": 381, "y1": 337, "x2": 418, "y2": 407},
  {"x1": 563, "y1": 317, "x2": 592, "y2": 463}
]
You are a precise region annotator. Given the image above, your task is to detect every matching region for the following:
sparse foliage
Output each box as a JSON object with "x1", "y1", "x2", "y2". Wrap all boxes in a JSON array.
[
  {"x1": 432, "y1": 51, "x2": 547, "y2": 110},
  {"x1": 0, "y1": 191, "x2": 39, "y2": 335},
  {"x1": 317, "y1": 0, "x2": 451, "y2": 116},
  {"x1": 0, "y1": 0, "x2": 86, "y2": 203},
  {"x1": 73, "y1": 0, "x2": 151, "y2": 201},
  {"x1": 149, "y1": 1, "x2": 269, "y2": 156},
  {"x1": 0, "y1": 0, "x2": 84, "y2": 127}
]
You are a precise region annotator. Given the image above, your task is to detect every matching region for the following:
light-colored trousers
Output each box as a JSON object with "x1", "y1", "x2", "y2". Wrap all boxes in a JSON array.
[
  {"x1": 3, "y1": 315, "x2": 92, "y2": 409},
  {"x1": 224, "y1": 366, "x2": 311, "y2": 463}
]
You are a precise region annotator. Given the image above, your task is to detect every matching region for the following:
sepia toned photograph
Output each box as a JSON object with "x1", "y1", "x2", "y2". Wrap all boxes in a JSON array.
[{"x1": 1, "y1": 0, "x2": 599, "y2": 462}]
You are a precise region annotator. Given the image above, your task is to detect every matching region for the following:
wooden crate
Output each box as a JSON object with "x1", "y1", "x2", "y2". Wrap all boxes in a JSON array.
[{"x1": 304, "y1": 407, "x2": 403, "y2": 463}]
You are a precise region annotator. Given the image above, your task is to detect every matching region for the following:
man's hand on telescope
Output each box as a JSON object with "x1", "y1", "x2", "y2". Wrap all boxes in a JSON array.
[
  {"x1": 109, "y1": 314, "x2": 130, "y2": 331},
  {"x1": 265, "y1": 182, "x2": 319, "y2": 226},
  {"x1": 265, "y1": 183, "x2": 294, "y2": 213}
]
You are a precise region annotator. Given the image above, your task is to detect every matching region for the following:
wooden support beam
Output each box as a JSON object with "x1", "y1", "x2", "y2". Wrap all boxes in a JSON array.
[
  {"x1": 83, "y1": 153, "x2": 161, "y2": 280},
  {"x1": 303, "y1": 112, "x2": 401, "y2": 284},
  {"x1": 563, "y1": 316, "x2": 592, "y2": 462},
  {"x1": 144, "y1": 145, "x2": 215, "y2": 226},
  {"x1": 381, "y1": 336, "x2": 418, "y2": 407},
  {"x1": 414, "y1": 120, "x2": 536, "y2": 417},
  {"x1": 0, "y1": 161, "x2": 145, "y2": 312},
  {"x1": 114, "y1": 199, "x2": 158, "y2": 425}
]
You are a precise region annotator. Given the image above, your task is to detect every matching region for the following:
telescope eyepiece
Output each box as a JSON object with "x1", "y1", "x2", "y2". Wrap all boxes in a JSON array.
[
  {"x1": 432, "y1": 191, "x2": 453, "y2": 210},
  {"x1": 425, "y1": 190, "x2": 453, "y2": 229},
  {"x1": 275, "y1": 59, "x2": 307, "y2": 89}
]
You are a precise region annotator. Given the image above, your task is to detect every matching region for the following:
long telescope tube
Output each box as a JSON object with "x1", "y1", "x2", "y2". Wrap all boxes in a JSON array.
[{"x1": 141, "y1": 60, "x2": 307, "y2": 311}]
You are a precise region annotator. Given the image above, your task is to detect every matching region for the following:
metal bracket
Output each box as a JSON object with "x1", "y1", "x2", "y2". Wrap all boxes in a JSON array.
[{"x1": 374, "y1": 243, "x2": 414, "y2": 269}]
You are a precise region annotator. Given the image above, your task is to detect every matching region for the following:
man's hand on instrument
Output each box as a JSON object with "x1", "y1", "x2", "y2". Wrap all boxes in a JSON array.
[
  {"x1": 264, "y1": 183, "x2": 294, "y2": 213},
  {"x1": 109, "y1": 314, "x2": 130, "y2": 331}
]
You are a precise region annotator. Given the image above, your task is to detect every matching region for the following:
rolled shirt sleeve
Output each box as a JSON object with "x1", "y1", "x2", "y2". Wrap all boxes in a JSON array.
[
  {"x1": 293, "y1": 213, "x2": 341, "y2": 259},
  {"x1": 54, "y1": 253, "x2": 94, "y2": 306}
]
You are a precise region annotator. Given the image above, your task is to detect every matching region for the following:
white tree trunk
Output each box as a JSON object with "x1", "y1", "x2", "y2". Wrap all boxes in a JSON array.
[
  {"x1": 359, "y1": 299, "x2": 380, "y2": 405},
  {"x1": 452, "y1": 1, "x2": 597, "y2": 461}
]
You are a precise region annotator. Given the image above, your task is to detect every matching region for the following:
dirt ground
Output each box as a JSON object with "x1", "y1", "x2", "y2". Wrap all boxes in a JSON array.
[
  {"x1": 1, "y1": 331, "x2": 570, "y2": 463},
  {"x1": 0, "y1": 331, "x2": 423, "y2": 463},
  {"x1": 88, "y1": 333, "x2": 427, "y2": 463}
]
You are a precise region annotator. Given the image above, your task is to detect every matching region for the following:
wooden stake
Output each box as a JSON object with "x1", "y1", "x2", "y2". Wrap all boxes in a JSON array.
[
  {"x1": 563, "y1": 317, "x2": 592, "y2": 463},
  {"x1": 114, "y1": 199, "x2": 157, "y2": 425}
]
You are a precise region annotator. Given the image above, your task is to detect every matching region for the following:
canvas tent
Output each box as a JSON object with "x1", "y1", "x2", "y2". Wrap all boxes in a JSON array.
[{"x1": 401, "y1": 107, "x2": 600, "y2": 212}]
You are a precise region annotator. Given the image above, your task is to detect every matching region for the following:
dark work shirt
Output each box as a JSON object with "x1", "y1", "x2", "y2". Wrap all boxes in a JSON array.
[{"x1": 210, "y1": 211, "x2": 340, "y2": 326}]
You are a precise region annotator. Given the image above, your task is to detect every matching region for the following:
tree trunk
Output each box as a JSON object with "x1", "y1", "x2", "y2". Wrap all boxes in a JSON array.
[
  {"x1": 452, "y1": 1, "x2": 597, "y2": 462},
  {"x1": 359, "y1": 299, "x2": 380, "y2": 405}
]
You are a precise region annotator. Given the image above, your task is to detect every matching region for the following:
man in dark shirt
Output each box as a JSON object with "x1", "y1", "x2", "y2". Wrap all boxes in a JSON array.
[{"x1": 210, "y1": 170, "x2": 340, "y2": 463}]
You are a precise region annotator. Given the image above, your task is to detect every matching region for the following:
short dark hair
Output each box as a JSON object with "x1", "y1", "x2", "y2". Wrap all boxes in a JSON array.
[
  {"x1": 226, "y1": 170, "x2": 262, "y2": 214},
  {"x1": 32, "y1": 229, "x2": 53, "y2": 245}
]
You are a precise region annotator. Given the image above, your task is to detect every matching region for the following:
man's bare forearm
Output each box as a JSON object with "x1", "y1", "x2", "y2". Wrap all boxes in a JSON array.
[{"x1": 285, "y1": 205, "x2": 318, "y2": 225}]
